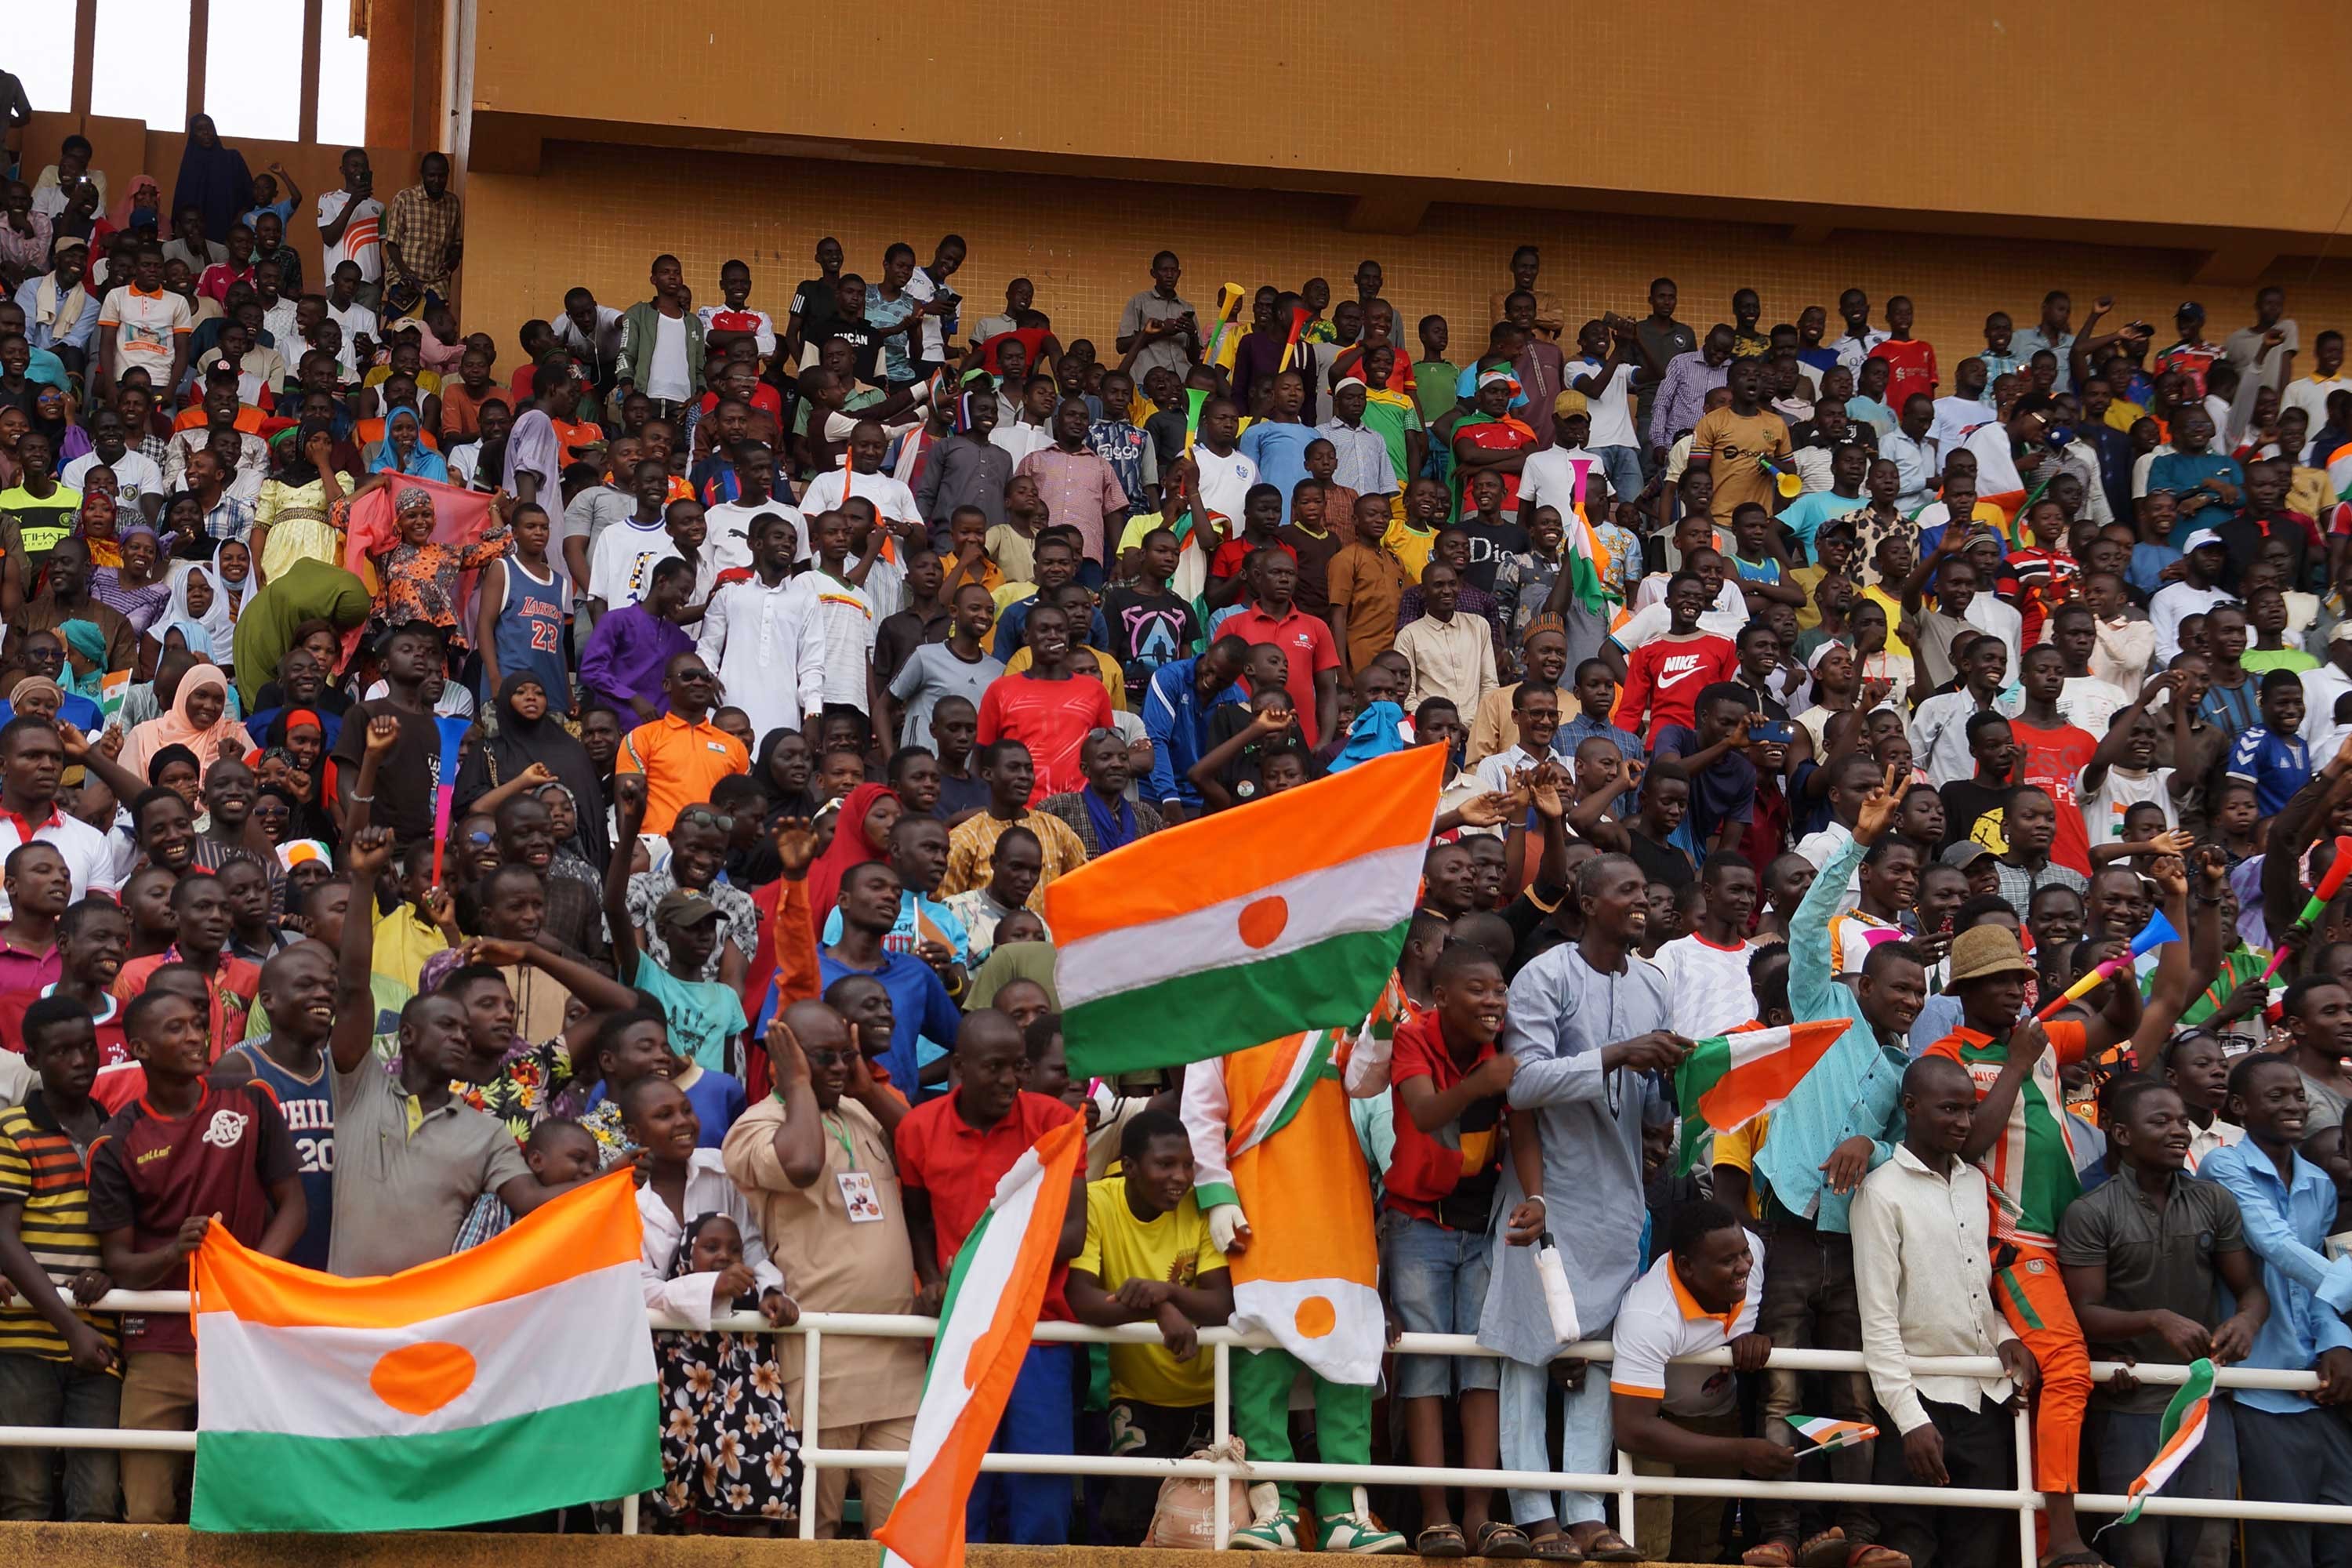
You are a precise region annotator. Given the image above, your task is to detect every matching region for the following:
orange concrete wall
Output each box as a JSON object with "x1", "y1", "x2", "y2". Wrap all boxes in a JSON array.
[
  {"x1": 20, "y1": 110, "x2": 420, "y2": 292},
  {"x1": 469, "y1": 0, "x2": 2352, "y2": 241},
  {"x1": 459, "y1": 143, "x2": 2352, "y2": 391}
]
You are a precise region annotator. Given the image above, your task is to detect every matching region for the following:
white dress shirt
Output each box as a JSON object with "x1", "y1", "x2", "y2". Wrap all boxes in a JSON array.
[
  {"x1": 1850, "y1": 1144, "x2": 2019, "y2": 1433},
  {"x1": 697, "y1": 571, "x2": 828, "y2": 745},
  {"x1": 637, "y1": 1146, "x2": 786, "y2": 1327}
]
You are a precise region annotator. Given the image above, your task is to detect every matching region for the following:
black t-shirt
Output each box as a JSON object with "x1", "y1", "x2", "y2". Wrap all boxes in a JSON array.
[
  {"x1": 1938, "y1": 778, "x2": 2015, "y2": 851},
  {"x1": 1457, "y1": 520, "x2": 1530, "y2": 595},
  {"x1": 1102, "y1": 587, "x2": 1200, "y2": 685},
  {"x1": 814, "y1": 320, "x2": 885, "y2": 386},
  {"x1": 790, "y1": 278, "x2": 840, "y2": 339},
  {"x1": 1624, "y1": 827, "x2": 1694, "y2": 893},
  {"x1": 935, "y1": 770, "x2": 991, "y2": 821},
  {"x1": 329, "y1": 696, "x2": 445, "y2": 844}
]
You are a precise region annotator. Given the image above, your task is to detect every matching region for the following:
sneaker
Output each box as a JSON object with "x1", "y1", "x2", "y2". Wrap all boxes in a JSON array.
[
  {"x1": 1231, "y1": 1484, "x2": 1300, "y2": 1552},
  {"x1": 1318, "y1": 1489, "x2": 1410, "y2": 1555}
]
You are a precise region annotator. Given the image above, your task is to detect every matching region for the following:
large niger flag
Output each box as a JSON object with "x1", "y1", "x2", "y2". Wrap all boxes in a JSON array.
[
  {"x1": 878, "y1": 1118, "x2": 1086, "y2": 1568},
  {"x1": 190, "y1": 1171, "x2": 661, "y2": 1533},
  {"x1": 1047, "y1": 743, "x2": 1445, "y2": 1079}
]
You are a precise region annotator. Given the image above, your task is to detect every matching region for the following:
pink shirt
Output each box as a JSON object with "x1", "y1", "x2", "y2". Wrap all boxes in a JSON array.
[
  {"x1": 1015, "y1": 445, "x2": 1130, "y2": 564},
  {"x1": 0, "y1": 938, "x2": 64, "y2": 1000}
]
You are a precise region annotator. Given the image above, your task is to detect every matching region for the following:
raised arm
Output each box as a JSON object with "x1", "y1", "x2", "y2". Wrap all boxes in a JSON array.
[
  {"x1": 332, "y1": 826, "x2": 394, "y2": 1074},
  {"x1": 604, "y1": 776, "x2": 648, "y2": 985}
]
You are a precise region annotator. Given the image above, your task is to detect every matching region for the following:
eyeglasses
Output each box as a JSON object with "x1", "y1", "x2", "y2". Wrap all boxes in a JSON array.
[
  {"x1": 674, "y1": 808, "x2": 734, "y2": 833},
  {"x1": 804, "y1": 1049, "x2": 858, "y2": 1067},
  {"x1": 464, "y1": 829, "x2": 495, "y2": 847}
]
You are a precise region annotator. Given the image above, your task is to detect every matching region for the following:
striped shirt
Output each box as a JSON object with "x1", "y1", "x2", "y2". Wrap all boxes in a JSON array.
[
  {"x1": 0, "y1": 1091, "x2": 116, "y2": 1360},
  {"x1": 1924, "y1": 1021, "x2": 2088, "y2": 1248}
]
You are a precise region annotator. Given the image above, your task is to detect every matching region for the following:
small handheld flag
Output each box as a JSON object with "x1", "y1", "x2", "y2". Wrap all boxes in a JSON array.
[
  {"x1": 1786, "y1": 1416, "x2": 1878, "y2": 1453},
  {"x1": 2256, "y1": 834, "x2": 2352, "y2": 985},
  {"x1": 2034, "y1": 909, "x2": 2178, "y2": 1021},
  {"x1": 1672, "y1": 1021, "x2": 1851, "y2": 1174},
  {"x1": 2104, "y1": 1359, "x2": 2215, "y2": 1532}
]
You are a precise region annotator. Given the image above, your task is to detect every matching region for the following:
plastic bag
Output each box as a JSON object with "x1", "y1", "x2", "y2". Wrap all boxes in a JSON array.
[{"x1": 1143, "y1": 1435, "x2": 1252, "y2": 1548}]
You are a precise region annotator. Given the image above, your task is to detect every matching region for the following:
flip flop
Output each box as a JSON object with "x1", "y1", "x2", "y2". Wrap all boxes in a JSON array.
[
  {"x1": 1529, "y1": 1533, "x2": 1585, "y2": 1563},
  {"x1": 1577, "y1": 1528, "x2": 1642, "y2": 1563},
  {"x1": 1417, "y1": 1524, "x2": 1468, "y2": 1559},
  {"x1": 1476, "y1": 1521, "x2": 1534, "y2": 1559}
]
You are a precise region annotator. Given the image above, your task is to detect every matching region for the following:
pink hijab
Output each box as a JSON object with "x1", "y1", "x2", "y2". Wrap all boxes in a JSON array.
[
  {"x1": 105, "y1": 175, "x2": 163, "y2": 234},
  {"x1": 121, "y1": 662, "x2": 246, "y2": 782}
]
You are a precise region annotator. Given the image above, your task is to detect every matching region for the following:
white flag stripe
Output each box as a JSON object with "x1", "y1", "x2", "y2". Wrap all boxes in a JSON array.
[
  {"x1": 1229, "y1": 1276, "x2": 1385, "y2": 1386},
  {"x1": 195, "y1": 1260, "x2": 653, "y2": 1439},
  {"x1": 897, "y1": 1153, "x2": 1054, "y2": 1493},
  {"x1": 1054, "y1": 843, "x2": 1425, "y2": 1009},
  {"x1": 1229, "y1": 1032, "x2": 1330, "y2": 1160},
  {"x1": 1720, "y1": 1025, "x2": 1798, "y2": 1072}
]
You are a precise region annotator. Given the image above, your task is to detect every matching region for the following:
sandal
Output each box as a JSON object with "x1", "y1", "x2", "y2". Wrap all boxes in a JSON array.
[
  {"x1": 1798, "y1": 1529, "x2": 1849, "y2": 1568},
  {"x1": 1417, "y1": 1524, "x2": 1468, "y2": 1559},
  {"x1": 1476, "y1": 1521, "x2": 1534, "y2": 1559},
  {"x1": 1576, "y1": 1527, "x2": 1643, "y2": 1563},
  {"x1": 1848, "y1": 1548, "x2": 1912, "y2": 1568},
  {"x1": 1743, "y1": 1544, "x2": 1798, "y2": 1568},
  {"x1": 2037, "y1": 1553, "x2": 2111, "y2": 1568},
  {"x1": 1528, "y1": 1533, "x2": 1586, "y2": 1563}
]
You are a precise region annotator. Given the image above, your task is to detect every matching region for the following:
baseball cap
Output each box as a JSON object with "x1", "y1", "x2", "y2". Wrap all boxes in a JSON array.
[
  {"x1": 2176, "y1": 301, "x2": 2205, "y2": 318},
  {"x1": 1478, "y1": 368, "x2": 1521, "y2": 392},
  {"x1": 1948, "y1": 925, "x2": 2034, "y2": 985},
  {"x1": 653, "y1": 888, "x2": 725, "y2": 930},
  {"x1": 1940, "y1": 841, "x2": 1993, "y2": 871},
  {"x1": 2179, "y1": 529, "x2": 2225, "y2": 554}
]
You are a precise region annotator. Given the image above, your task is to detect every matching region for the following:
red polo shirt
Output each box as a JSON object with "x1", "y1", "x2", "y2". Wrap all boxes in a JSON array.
[
  {"x1": 1221, "y1": 601, "x2": 1341, "y2": 747},
  {"x1": 895, "y1": 1089, "x2": 1079, "y2": 1319}
]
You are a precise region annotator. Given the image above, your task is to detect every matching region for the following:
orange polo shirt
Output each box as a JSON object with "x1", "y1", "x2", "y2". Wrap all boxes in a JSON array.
[{"x1": 613, "y1": 712, "x2": 750, "y2": 835}]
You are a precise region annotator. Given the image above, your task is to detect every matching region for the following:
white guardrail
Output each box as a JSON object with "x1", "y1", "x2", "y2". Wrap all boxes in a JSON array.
[{"x1": 0, "y1": 1294, "x2": 2342, "y2": 1555}]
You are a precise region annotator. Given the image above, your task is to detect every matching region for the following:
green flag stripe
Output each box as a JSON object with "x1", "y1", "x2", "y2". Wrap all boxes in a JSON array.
[
  {"x1": 1061, "y1": 923, "x2": 1406, "y2": 1080},
  {"x1": 191, "y1": 1383, "x2": 662, "y2": 1532}
]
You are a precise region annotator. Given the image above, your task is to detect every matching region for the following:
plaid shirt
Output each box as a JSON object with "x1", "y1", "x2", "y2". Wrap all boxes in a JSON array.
[
  {"x1": 383, "y1": 185, "x2": 462, "y2": 290},
  {"x1": 198, "y1": 493, "x2": 254, "y2": 543}
]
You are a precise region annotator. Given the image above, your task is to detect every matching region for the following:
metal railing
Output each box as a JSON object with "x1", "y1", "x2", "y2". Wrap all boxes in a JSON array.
[{"x1": 0, "y1": 1293, "x2": 2342, "y2": 1554}]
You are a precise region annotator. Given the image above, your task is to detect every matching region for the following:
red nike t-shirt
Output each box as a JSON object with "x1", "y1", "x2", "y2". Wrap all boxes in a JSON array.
[
  {"x1": 2010, "y1": 719, "x2": 2097, "y2": 877},
  {"x1": 1618, "y1": 633, "x2": 1737, "y2": 737}
]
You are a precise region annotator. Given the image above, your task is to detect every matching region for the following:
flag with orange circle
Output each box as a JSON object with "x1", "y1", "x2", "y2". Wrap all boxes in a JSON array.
[
  {"x1": 187, "y1": 1170, "x2": 661, "y2": 1532},
  {"x1": 1047, "y1": 743, "x2": 1446, "y2": 1082}
]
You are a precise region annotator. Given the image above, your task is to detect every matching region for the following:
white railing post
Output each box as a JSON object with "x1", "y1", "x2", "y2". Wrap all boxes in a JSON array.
[
  {"x1": 1211, "y1": 1338, "x2": 1232, "y2": 1551},
  {"x1": 2012, "y1": 1399, "x2": 2038, "y2": 1568},
  {"x1": 1614, "y1": 1446, "x2": 1639, "y2": 1555},
  {"x1": 798, "y1": 1324, "x2": 823, "y2": 1541},
  {"x1": 619, "y1": 1491, "x2": 638, "y2": 1535}
]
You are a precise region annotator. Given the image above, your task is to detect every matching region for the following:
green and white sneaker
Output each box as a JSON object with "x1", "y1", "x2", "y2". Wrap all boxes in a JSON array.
[
  {"x1": 1318, "y1": 1489, "x2": 1410, "y2": 1554},
  {"x1": 1230, "y1": 1483, "x2": 1300, "y2": 1551}
]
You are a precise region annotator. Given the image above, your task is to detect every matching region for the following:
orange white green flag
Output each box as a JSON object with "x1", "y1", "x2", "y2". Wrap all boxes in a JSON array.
[
  {"x1": 1671, "y1": 1019, "x2": 1851, "y2": 1174},
  {"x1": 188, "y1": 1171, "x2": 660, "y2": 1532},
  {"x1": 1045, "y1": 743, "x2": 1445, "y2": 1081},
  {"x1": 2108, "y1": 1359, "x2": 2216, "y2": 1529},
  {"x1": 877, "y1": 1118, "x2": 1087, "y2": 1568},
  {"x1": 1786, "y1": 1415, "x2": 1879, "y2": 1453}
]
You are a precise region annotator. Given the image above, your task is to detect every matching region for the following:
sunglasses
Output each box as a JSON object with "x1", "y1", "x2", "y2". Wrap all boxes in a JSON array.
[
  {"x1": 674, "y1": 808, "x2": 734, "y2": 833},
  {"x1": 804, "y1": 1049, "x2": 858, "y2": 1067}
]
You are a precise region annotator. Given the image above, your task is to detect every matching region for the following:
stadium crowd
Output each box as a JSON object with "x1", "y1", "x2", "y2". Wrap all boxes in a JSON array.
[{"x1": 1, "y1": 121, "x2": 2351, "y2": 1566}]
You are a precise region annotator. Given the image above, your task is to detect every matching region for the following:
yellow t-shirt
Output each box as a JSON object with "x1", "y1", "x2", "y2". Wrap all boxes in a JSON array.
[
  {"x1": 1073, "y1": 1178, "x2": 1228, "y2": 1406},
  {"x1": 1708, "y1": 1114, "x2": 1769, "y2": 1221},
  {"x1": 1859, "y1": 583, "x2": 1914, "y2": 660},
  {"x1": 1383, "y1": 520, "x2": 1439, "y2": 584}
]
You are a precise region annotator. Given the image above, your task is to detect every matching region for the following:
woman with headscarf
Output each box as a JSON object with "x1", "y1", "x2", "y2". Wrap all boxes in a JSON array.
[
  {"x1": 90, "y1": 523, "x2": 172, "y2": 641},
  {"x1": 211, "y1": 538, "x2": 252, "y2": 624},
  {"x1": 170, "y1": 116, "x2": 252, "y2": 251},
  {"x1": 162, "y1": 554, "x2": 234, "y2": 658},
  {"x1": 76, "y1": 488, "x2": 123, "y2": 568},
  {"x1": 800, "y1": 782, "x2": 901, "y2": 943},
  {"x1": 5, "y1": 675, "x2": 67, "y2": 725},
  {"x1": 120, "y1": 661, "x2": 245, "y2": 782},
  {"x1": 454, "y1": 673, "x2": 613, "y2": 871},
  {"x1": 253, "y1": 420, "x2": 355, "y2": 582},
  {"x1": 56, "y1": 619, "x2": 107, "y2": 704},
  {"x1": 533, "y1": 781, "x2": 604, "y2": 889},
  {"x1": 365, "y1": 408, "x2": 449, "y2": 482}
]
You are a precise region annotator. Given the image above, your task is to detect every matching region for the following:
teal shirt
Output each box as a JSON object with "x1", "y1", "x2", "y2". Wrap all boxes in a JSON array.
[
  {"x1": 1751, "y1": 826, "x2": 1909, "y2": 1232},
  {"x1": 1779, "y1": 487, "x2": 1870, "y2": 564},
  {"x1": 632, "y1": 960, "x2": 749, "y2": 1074}
]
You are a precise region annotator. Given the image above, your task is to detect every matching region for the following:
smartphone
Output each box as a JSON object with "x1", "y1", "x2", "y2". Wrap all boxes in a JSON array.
[{"x1": 1753, "y1": 720, "x2": 1796, "y2": 746}]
